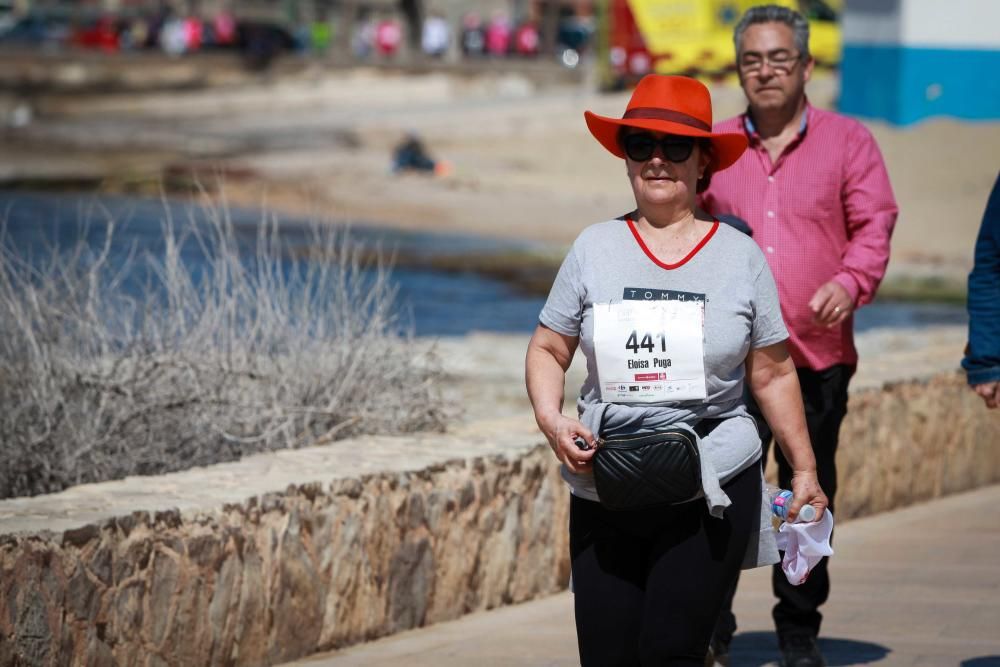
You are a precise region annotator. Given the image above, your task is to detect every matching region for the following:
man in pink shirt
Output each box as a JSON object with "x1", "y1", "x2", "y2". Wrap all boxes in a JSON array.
[{"x1": 700, "y1": 5, "x2": 898, "y2": 667}]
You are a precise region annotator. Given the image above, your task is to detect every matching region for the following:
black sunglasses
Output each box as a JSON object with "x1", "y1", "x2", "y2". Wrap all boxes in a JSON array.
[{"x1": 622, "y1": 133, "x2": 696, "y2": 163}]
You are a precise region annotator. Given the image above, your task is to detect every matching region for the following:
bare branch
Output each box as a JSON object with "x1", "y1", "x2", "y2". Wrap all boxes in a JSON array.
[{"x1": 0, "y1": 190, "x2": 447, "y2": 499}]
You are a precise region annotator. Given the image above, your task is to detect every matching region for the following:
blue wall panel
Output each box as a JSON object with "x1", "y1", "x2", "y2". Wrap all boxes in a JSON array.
[{"x1": 841, "y1": 45, "x2": 1000, "y2": 125}]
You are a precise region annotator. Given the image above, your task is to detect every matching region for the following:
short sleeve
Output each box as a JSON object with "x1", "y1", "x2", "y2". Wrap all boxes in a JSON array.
[
  {"x1": 539, "y1": 243, "x2": 584, "y2": 337},
  {"x1": 751, "y1": 261, "x2": 789, "y2": 348}
]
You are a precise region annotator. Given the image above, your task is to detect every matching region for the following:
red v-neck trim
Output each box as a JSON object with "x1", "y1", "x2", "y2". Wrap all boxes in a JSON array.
[{"x1": 626, "y1": 216, "x2": 719, "y2": 270}]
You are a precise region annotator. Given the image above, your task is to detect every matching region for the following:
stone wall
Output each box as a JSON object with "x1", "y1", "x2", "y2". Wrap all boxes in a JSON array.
[
  {"x1": 1, "y1": 448, "x2": 569, "y2": 666},
  {"x1": 836, "y1": 372, "x2": 1000, "y2": 518},
  {"x1": 1, "y1": 370, "x2": 998, "y2": 666}
]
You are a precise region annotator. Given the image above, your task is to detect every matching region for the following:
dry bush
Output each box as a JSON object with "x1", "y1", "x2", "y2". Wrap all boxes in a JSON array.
[{"x1": 0, "y1": 194, "x2": 448, "y2": 499}]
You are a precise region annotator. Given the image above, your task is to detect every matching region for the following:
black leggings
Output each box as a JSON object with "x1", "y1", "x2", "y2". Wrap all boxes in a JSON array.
[{"x1": 570, "y1": 464, "x2": 761, "y2": 666}]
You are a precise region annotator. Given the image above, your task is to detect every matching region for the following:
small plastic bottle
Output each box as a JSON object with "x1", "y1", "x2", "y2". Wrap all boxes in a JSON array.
[{"x1": 766, "y1": 485, "x2": 817, "y2": 523}]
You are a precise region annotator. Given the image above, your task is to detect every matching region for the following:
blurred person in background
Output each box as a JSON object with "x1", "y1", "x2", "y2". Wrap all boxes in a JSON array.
[
  {"x1": 127, "y1": 15, "x2": 150, "y2": 50},
  {"x1": 145, "y1": 5, "x2": 169, "y2": 49},
  {"x1": 460, "y1": 11, "x2": 485, "y2": 57},
  {"x1": 182, "y1": 13, "x2": 202, "y2": 52},
  {"x1": 526, "y1": 74, "x2": 827, "y2": 666},
  {"x1": 238, "y1": 20, "x2": 295, "y2": 70},
  {"x1": 73, "y1": 14, "x2": 120, "y2": 52},
  {"x1": 374, "y1": 14, "x2": 402, "y2": 58},
  {"x1": 0, "y1": 2, "x2": 15, "y2": 36},
  {"x1": 309, "y1": 18, "x2": 332, "y2": 55},
  {"x1": 513, "y1": 17, "x2": 540, "y2": 57},
  {"x1": 213, "y1": 8, "x2": 236, "y2": 47},
  {"x1": 484, "y1": 10, "x2": 511, "y2": 56},
  {"x1": 392, "y1": 132, "x2": 435, "y2": 173},
  {"x1": 159, "y1": 13, "x2": 186, "y2": 56},
  {"x1": 352, "y1": 9, "x2": 376, "y2": 59},
  {"x1": 962, "y1": 172, "x2": 1000, "y2": 408},
  {"x1": 421, "y1": 9, "x2": 450, "y2": 58},
  {"x1": 700, "y1": 5, "x2": 898, "y2": 666}
]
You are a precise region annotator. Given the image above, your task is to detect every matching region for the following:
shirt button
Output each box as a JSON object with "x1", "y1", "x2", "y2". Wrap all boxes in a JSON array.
[
  {"x1": 767, "y1": 211, "x2": 775, "y2": 218},
  {"x1": 768, "y1": 176, "x2": 775, "y2": 183},
  {"x1": 766, "y1": 246, "x2": 774, "y2": 253}
]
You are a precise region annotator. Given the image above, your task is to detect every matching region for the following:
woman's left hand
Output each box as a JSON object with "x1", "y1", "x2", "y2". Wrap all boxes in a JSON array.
[{"x1": 789, "y1": 470, "x2": 829, "y2": 522}]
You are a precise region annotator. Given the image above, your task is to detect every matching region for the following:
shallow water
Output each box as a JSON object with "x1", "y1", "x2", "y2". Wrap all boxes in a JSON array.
[{"x1": 0, "y1": 192, "x2": 966, "y2": 336}]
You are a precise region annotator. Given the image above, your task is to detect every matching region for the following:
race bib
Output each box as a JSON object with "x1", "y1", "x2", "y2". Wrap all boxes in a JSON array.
[{"x1": 593, "y1": 300, "x2": 707, "y2": 402}]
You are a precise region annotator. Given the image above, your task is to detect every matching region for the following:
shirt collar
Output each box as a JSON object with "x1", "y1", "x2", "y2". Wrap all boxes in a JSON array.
[{"x1": 743, "y1": 99, "x2": 811, "y2": 140}]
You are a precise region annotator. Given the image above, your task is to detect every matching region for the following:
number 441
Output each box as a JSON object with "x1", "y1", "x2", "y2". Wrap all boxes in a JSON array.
[{"x1": 625, "y1": 330, "x2": 666, "y2": 353}]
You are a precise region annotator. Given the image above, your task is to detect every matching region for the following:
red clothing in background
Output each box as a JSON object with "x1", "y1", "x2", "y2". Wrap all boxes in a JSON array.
[
  {"x1": 701, "y1": 102, "x2": 898, "y2": 370},
  {"x1": 485, "y1": 16, "x2": 511, "y2": 55},
  {"x1": 375, "y1": 20, "x2": 402, "y2": 56}
]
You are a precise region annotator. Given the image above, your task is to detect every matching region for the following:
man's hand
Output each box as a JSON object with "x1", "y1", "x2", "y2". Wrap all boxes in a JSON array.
[
  {"x1": 809, "y1": 281, "x2": 854, "y2": 327},
  {"x1": 972, "y1": 381, "x2": 1000, "y2": 409}
]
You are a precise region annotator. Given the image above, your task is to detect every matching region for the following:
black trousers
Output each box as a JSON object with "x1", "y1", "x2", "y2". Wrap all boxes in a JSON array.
[
  {"x1": 570, "y1": 464, "x2": 760, "y2": 666},
  {"x1": 714, "y1": 364, "x2": 852, "y2": 643}
]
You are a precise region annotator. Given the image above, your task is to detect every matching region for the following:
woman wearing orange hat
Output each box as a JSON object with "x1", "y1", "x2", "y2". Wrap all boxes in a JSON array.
[{"x1": 525, "y1": 75, "x2": 828, "y2": 664}]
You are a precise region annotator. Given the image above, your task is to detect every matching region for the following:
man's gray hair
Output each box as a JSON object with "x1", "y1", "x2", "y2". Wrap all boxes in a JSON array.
[{"x1": 733, "y1": 4, "x2": 810, "y2": 57}]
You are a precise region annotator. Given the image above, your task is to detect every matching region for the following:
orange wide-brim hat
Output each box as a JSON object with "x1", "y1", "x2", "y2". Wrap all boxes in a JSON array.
[{"x1": 584, "y1": 75, "x2": 748, "y2": 171}]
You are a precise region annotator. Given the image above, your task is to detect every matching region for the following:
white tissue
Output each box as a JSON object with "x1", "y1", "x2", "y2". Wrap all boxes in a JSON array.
[{"x1": 775, "y1": 510, "x2": 834, "y2": 585}]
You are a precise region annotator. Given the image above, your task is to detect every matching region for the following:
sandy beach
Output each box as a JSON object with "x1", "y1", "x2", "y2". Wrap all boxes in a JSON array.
[{"x1": 5, "y1": 66, "x2": 998, "y2": 292}]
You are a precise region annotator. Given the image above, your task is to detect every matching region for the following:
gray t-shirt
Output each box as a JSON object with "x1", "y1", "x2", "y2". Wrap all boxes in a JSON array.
[{"x1": 540, "y1": 217, "x2": 788, "y2": 502}]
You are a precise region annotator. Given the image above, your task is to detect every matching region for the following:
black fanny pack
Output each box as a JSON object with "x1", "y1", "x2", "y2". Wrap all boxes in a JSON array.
[{"x1": 591, "y1": 419, "x2": 720, "y2": 511}]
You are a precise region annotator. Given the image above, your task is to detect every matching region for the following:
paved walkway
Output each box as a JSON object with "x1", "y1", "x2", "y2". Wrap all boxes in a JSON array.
[{"x1": 285, "y1": 484, "x2": 1000, "y2": 667}]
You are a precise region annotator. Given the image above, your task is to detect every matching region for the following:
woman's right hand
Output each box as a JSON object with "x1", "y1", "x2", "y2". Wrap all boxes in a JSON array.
[{"x1": 539, "y1": 412, "x2": 597, "y2": 474}]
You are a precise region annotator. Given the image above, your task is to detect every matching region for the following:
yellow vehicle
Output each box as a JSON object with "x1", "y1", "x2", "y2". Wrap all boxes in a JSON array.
[{"x1": 604, "y1": 0, "x2": 841, "y2": 87}]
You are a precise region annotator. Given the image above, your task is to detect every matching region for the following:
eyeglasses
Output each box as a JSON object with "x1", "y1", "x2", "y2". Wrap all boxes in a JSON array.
[
  {"x1": 738, "y1": 50, "x2": 802, "y2": 74},
  {"x1": 622, "y1": 133, "x2": 696, "y2": 163}
]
